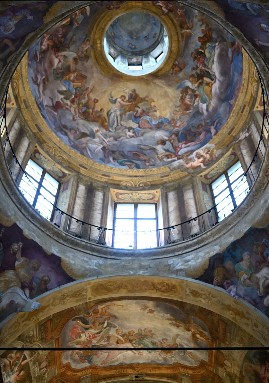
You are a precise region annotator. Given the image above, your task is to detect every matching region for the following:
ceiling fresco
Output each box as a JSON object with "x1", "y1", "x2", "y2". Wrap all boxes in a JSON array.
[
  {"x1": 0, "y1": 1, "x2": 57, "y2": 72},
  {"x1": 198, "y1": 226, "x2": 269, "y2": 317},
  {"x1": 0, "y1": 297, "x2": 261, "y2": 383},
  {"x1": 106, "y1": 12, "x2": 164, "y2": 56},
  {"x1": 1, "y1": 222, "x2": 269, "y2": 327},
  {"x1": 0, "y1": 222, "x2": 74, "y2": 324},
  {"x1": 60, "y1": 300, "x2": 210, "y2": 367},
  {"x1": 215, "y1": 0, "x2": 269, "y2": 62},
  {"x1": 240, "y1": 350, "x2": 269, "y2": 383},
  {"x1": 27, "y1": 1, "x2": 244, "y2": 173}
]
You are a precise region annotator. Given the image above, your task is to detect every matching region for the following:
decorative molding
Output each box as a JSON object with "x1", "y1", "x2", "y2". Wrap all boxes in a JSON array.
[
  {"x1": 199, "y1": 149, "x2": 237, "y2": 183},
  {"x1": 120, "y1": 179, "x2": 152, "y2": 188},
  {"x1": 111, "y1": 188, "x2": 160, "y2": 203},
  {"x1": 0, "y1": 276, "x2": 268, "y2": 348}
]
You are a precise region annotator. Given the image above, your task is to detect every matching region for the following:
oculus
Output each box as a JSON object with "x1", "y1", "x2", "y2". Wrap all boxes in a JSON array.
[{"x1": 104, "y1": 11, "x2": 169, "y2": 76}]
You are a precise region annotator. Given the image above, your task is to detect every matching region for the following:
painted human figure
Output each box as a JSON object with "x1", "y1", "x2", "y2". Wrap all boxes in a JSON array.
[
  {"x1": 30, "y1": 275, "x2": 51, "y2": 298},
  {"x1": 13, "y1": 242, "x2": 41, "y2": 298},
  {"x1": 107, "y1": 94, "x2": 132, "y2": 132},
  {"x1": 235, "y1": 251, "x2": 265, "y2": 310}
]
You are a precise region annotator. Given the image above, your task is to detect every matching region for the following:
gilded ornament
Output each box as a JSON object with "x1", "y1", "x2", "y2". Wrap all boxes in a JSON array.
[
  {"x1": 111, "y1": 188, "x2": 160, "y2": 202},
  {"x1": 120, "y1": 179, "x2": 151, "y2": 188}
]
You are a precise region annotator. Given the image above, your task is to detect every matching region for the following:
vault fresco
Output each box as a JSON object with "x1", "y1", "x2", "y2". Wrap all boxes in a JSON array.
[
  {"x1": 1, "y1": 222, "x2": 269, "y2": 328},
  {"x1": 60, "y1": 300, "x2": 210, "y2": 367},
  {"x1": 0, "y1": 297, "x2": 262, "y2": 383},
  {"x1": 0, "y1": 349, "x2": 56, "y2": 383},
  {"x1": 0, "y1": 2, "x2": 57, "y2": 73},
  {"x1": 0, "y1": 223, "x2": 73, "y2": 325},
  {"x1": 198, "y1": 227, "x2": 269, "y2": 317},
  {"x1": 215, "y1": 0, "x2": 269, "y2": 62},
  {"x1": 240, "y1": 350, "x2": 269, "y2": 383},
  {"x1": 27, "y1": 1, "x2": 243, "y2": 171}
]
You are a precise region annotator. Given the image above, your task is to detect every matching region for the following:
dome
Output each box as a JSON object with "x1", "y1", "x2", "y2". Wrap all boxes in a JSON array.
[
  {"x1": 0, "y1": 1, "x2": 269, "y2": 383},
  {"x1": 17, "y1": 0, "x2": 254, "y2": 186}
]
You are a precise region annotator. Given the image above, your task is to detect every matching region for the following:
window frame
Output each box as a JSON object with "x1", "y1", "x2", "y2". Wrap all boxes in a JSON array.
[
  {"x1": 112, "y1": 202, "x2": 158, "y2": 249},
  {"x1": 211, "y1": 161, "x2": 249, "y2": 222},
  {"x1": 19, "y1": 159, "x2": 60, "y2": 221}
]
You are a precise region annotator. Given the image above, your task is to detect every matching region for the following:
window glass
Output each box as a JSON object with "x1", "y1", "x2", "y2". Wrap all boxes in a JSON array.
[
  {"x1": 228, "y1": 162, "x2": 244, "y2": 183},
  {"x1": 233, "y1": 177, "x2": 249, "y2": 205},
  {"x1": 40, "y1": 187, "x2": 56, "y2": 203},
  {"x1": 211, "y1": 161, "x2": 248, "y2": 222},
  {"x1": 137, "y1": 204, "x2": 156, "y2": 218},
  {"x1": 115, "y1": 204, "x2": 134, "y2": 218},
  {"x1": 212, "y1": 174, "x2": 227, "y2": 196},
  {"x1": 19, "y1": 160, "x2": 59, "y2": 221},
  {"x1": 113, "y1": 203, "x2": 157, "y2": 249},
  {"x1": 20, "y1": 188, "x2": 35, "y2": 204},
  {"x1": 216, "y1": 197, "x2": 233, "y2": 211},
  {"x1": 113, "y1": 219, "x2": 134, "y2": 249},
  {"x1": 25, "y1": 159, "x2": 42, "y2": 181},
  {"x1": 114, "y1": 218, "x2": 134, "y2": 231},
  {"x1": 43, "y1": 173, "x2": 59, "y2": 194},
  {"x1": 216, "y1": 200, "x2": 234, "y2": 221},
  {"x1": 214, "y1": 187, "x2": 230, "y2": 204},
  {"x1": 36, "y1": 195, "x2": 54, "y2": 219},
  {"x1": 19, "y1": 176, "x2": 38, "y2": 205},
  {"x1": 137, "y1": 220, "x2": 157, "y2": 249}
]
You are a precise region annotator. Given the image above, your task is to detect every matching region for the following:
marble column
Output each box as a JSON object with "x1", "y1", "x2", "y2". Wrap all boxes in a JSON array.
[
  {"x1": 90, "y1": 189, "x2": 104, "y2": 242},
  {"x1": 192, "y1": 177, "x2": 211, "y2": 231},
  {"x1": 250, "y1": 120, "x2": 266, "y2": 159},
  {"x1": 3, "y1": 117, "x2": 21, "y2": 161},
  {"x1": 69, "y1": 182, "x2": 87, "y2": 236},
  {"x1": 167, "y1": 190, "x2": 182, "y2": 242},
  {"x1": 105, "y1": 191, "x2": 114, "y2": 246},
  {"x1": 239, "y1": 138, "x2": 258, "y2": 182},
  {"x1": 53, "y1": 177, "x2": 74, "y2": 230},
  {"x1": 157, "y1": 191, "x2": 165, "y2": 246},
  {"x1": 12, "y1": 134, "x2": 30, "y2": 180},
  {"x1": 182, "y1": 183, "x2": 199, "y2": 236}
]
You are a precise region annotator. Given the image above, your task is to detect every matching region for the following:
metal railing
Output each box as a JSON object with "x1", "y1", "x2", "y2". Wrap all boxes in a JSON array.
[{"x1": 1, "y1": 72, "x2": 268, "y2": 249}]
